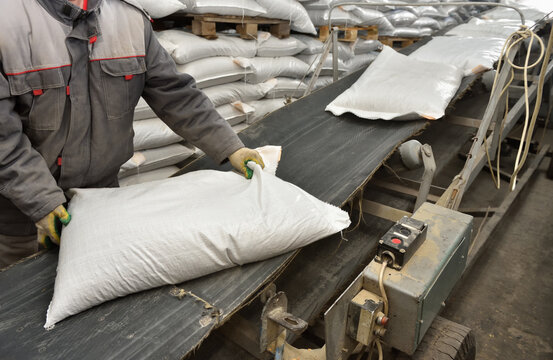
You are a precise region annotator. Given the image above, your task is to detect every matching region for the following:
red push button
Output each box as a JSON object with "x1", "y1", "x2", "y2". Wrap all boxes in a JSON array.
[{"x1": 391, "y1": 238, "x2": 402, "y2": 244}]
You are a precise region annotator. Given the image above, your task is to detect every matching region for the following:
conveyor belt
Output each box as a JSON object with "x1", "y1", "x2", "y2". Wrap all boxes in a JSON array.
[{"x1": 0, "y1": 45, "x2": 479, "y2": 359}]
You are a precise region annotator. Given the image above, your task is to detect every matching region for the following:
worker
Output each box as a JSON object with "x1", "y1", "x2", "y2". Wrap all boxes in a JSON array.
[{"x1": 0, "y1": 0, "x2": 265, "y2": 268}]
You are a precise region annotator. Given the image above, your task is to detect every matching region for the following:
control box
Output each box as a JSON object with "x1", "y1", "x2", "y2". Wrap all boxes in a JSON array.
[{"x1": 375, "y1": 216, "x2": 428, "y2": 270}]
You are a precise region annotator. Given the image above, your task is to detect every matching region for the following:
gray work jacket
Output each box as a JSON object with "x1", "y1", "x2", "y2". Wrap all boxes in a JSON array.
[{"x1": 0, "y1": 0, "x2": 245, "y2": 236}]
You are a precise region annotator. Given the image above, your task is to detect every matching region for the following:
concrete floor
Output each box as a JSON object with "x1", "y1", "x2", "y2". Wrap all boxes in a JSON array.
[{"x1": 442, "y1": 143, "x2": 553, "y2": 359}]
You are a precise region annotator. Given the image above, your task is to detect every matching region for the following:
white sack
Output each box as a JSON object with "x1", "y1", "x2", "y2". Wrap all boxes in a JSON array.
[
  {"x1": 264, "y1": 78, "x2": 307, "y2": 98},
  {"x1": 483, "y1": 6, "x2": 546, "y2": 22},
  {"x1": 119, "y1": 166, "x2": 180, "y2": 187},
  {"x1": 419, "y1": 27, "x2": 433, "y2": 37},
  {"x1": 294, "y1": 34, "x2": 324, "y2": 55},
  {"x1": 134, "y1": 97, "x2": 156, "y2": 121},
  {"x1": 257, "y1": 32, "x2": 308, "y2": 57},
  {"x1": 399, "y1": 5, "x2": 445, "y2": 18},
  {"x1": 217, "y1": 102, "x2": 254, "y2": 126},
  {"x1": 203, "y1": 81, "x2": 275, "y2": 107},
  {"x1": 133, "y1": 118, "x2": 183, "y2": 150},
  {"x1": 446, "y1": 18, "x2": 525, "y2": 39},
  {"x1": 410, "y1": 36, "x2": 505, "y2": 76},
  {"x1": 380, "y1": 27, "x2": 421, "y2": 37},
  {"x1": 349, "y1": 7, "x2": 395, "y2": 31},
  {"x1": 326, "y1": 46, "x2": 464, "y2": 120},
  {"x1": 156, "y1": 37, "x2": 178, "y2": 55},
  {"x1": 411, "y1": 16, "x2": 441, "y2": 30},
  {"x1": 255, "y1": 0, "x2": 317, "y2": 35},
  {"x1": 119, "y1": 143, "x2": 195, "y2": 178},
  {"x1": 136, "y1": 0, "x2": 185, "y2": 18},
  {"x1": 177, "y1": 57, "x2": 252, "y2": 88},
  {"x1": 307, "y1": 8, "x2": 362, "y2": 26},
  {"x1": 386, "y1": 10, "x2": 418, "y2": 26},
  {"x1": 157, "y1": 30, "x2": 257, "y2": 64},
  {"x1": 301, "y1": 0, "x2": 336, "y2": 9},
  {"x1": 297, "y1": 53, "x2": 349, "y2": 76},
  {"x1": 353, "y1": 39, "x2": 382, "y2": 55},
  {"x1": 246, "y1": 98, "x2": 289, "y2": 123},
  {"x1": 308, "y1": 75, "x2": 334, "y2": 90},
  {"x1": 344, "y1": 52, "x2": 379, "y2": 72},
  {"x1": 333, "y1": 41, "x2": 355, "y2": 61},
  {"x1": 500, "y1": 0, "x2": 553, "y2": 16},
  {"x1": 236, "y1": 57, "x2": 312, "y2": 83},
  {"x1": 180, "y1": 0, "x2": 267, "y2": 16},
  {"x1": 438, "y1": 16, "x2": 459, "y2": 28},
  {"x1": 45, "y1": 151, "x2": 350, "y2": 328}
]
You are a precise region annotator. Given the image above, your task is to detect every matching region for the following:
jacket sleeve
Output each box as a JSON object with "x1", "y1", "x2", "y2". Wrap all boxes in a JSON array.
[
  {"x1": 141, "y1": 19, "x2": 245, "y2": 164},
  {"x1": 0, "y1": 67, "x2": 66, "y2": 223}
]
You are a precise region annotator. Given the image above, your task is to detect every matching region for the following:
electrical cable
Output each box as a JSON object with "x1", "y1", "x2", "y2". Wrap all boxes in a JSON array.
[
  {"x1": 378, "y1": 260, "x2": 389, "y2": 316},
  {"x1": 375, "y1": 338, "x2": 383, "y2": 360},
  {"x1": 510, "y1": 27, "x2": 553, "y2": 190},
  {"x1": 484, "y1": 24, "x2": 549, "y2": 190}
]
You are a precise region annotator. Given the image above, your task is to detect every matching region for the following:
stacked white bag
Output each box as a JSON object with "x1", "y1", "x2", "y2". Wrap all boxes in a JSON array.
[
  {"x1": 293, "y1": 33, "x2": 381, "y2": 81},
  {"x1": 120, "y1": 96, "x2": 197, "y2": 186},
  {"x1": 299, "y1": 0, "x2": 489, "y2": 40}
]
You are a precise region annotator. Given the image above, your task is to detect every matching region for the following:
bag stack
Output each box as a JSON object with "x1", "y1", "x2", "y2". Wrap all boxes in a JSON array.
[
  {"x1": 119, "y1": 96, "x2": 197, "y2": 187},
  {"x1": 299, "y1": 0, "x2": 488, "y2": 40}
]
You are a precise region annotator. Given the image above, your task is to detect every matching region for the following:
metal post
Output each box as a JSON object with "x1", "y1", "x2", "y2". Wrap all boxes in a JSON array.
[{"x1": 332, "y1": 28, "x2": 339, "y2": 82}]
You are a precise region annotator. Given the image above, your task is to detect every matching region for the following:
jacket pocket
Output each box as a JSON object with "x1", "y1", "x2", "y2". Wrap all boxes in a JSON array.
[
  {"x1": 99, "y1": 57, "x2": 146, "y2": 119},
  {"x1": 7, "y1": 67, "x2": 66, "y2": 131}
]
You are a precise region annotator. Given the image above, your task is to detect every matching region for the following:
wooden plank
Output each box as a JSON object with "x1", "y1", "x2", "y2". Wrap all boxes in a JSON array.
[
  {"x1": 379, "y1": 36, "x2": 420, "y2": 49},
  {"x1": 192, "y1": 14, "x2": 287, "y2": 25},
  {"x1": 269, "y1": 22, "x2": 290, "y2": 39},
  {"x1": 192, "y1": 20, "x2": 217, "y2": 39},
  {"x1": 318, "y1": 25, "x2": 378, "y2": 43},
  {"x1": 237, "y1": 23, "x2": 258, "y2": 40}
]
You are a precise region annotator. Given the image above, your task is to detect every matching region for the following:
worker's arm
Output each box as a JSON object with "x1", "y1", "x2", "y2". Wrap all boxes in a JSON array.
[
  {"x1": 141, "y1": 18, "x2": 248, "y2": 165},
  {"x1": 0, "y1": 68, "x2": 67, "y2": 237}
]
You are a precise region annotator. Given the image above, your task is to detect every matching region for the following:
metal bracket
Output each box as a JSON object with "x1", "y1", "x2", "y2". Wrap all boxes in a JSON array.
[
  {"x1": 417, "y1": 144, "x2": 437, "y2": 211},
  {"x1": 260, "y1": 291, "x2": 308, "y2": 354},
  {"x1": 398, "y1": 140, "x2": 436, "y2": 211}
]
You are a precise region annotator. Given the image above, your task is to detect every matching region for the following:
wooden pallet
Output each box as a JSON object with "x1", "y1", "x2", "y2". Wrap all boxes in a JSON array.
[
  {"x1": 318, "y1": 25, "x2": 378, "y2": 42},
  {"x1": 189, "y1": 14, "x2": 290, "y2": 40},
  {"x1": 379, "y1": 36, "x2": 421, "y2": 48}
]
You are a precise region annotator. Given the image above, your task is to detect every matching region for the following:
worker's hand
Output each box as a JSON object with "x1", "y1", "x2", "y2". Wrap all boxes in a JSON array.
[
  {"x1": 35, "y1": 205, "x2": 71, "y2": 249},
  {"x1": 229, "y1": 147, "x2": 265, "y2": 179}
]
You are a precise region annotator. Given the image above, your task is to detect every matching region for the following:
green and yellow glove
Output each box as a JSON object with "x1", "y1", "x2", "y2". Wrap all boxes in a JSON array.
[
  {"x1": 229, "y1": 147, "x2": 265, "y2": 179},
  {"x1": 35, "y1": 205, "x2": 71, "y2": 249}
]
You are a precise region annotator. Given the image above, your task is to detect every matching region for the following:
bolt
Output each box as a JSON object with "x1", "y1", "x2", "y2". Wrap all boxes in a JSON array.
[
  {"x1": 379, "y1": 240, "x2": 384, "y2": 244},
  {"x1": 399, "y1": 248, "x2": 406, "y2": 253}
]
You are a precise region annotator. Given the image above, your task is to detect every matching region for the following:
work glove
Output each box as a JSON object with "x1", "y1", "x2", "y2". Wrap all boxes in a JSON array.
[
  {"x1": 229, "y1": 147, "x2": 265, "y2": 179},
  {"x1": 35, "y1": 205, "x2": 71, "y2": 249}
]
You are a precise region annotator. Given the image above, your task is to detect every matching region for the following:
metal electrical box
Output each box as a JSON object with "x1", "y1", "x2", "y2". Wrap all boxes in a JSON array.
[{"x1": 363, "y1": 203, "x2": 473, "y2": 355}]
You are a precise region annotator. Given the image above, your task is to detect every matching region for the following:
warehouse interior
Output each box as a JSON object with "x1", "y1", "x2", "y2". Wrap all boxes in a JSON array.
[{"x1": 1, "y1": 0, "x2": 552, "y2": 359}]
